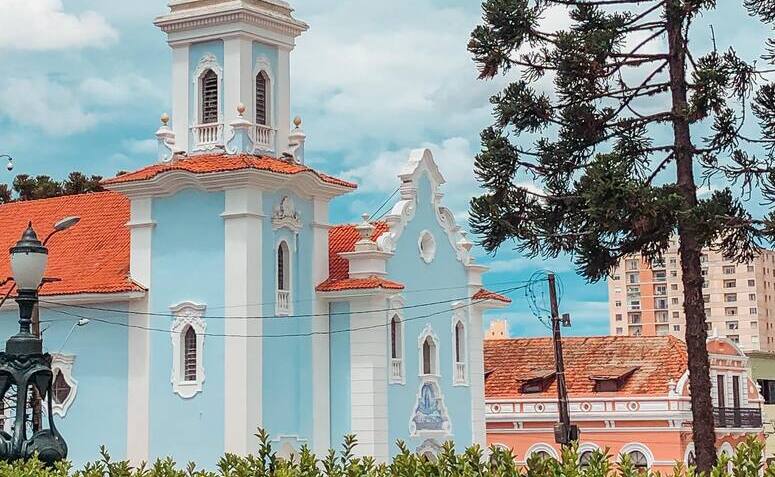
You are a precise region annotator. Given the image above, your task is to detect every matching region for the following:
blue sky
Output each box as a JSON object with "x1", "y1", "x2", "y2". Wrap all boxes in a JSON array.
[{"x1": 0, "y1": 0, "x2": 770, "y2": 338}]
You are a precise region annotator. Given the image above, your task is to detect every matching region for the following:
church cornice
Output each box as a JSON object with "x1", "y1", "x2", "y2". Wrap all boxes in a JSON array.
[{"x1": 155, "y1": 7, "x2": 308, "y2": 40}]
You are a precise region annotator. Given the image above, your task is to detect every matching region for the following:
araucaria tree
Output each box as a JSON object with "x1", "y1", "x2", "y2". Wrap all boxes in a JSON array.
[{"x1": 469, "y1": 0, "x2": 775, "y2": 472}]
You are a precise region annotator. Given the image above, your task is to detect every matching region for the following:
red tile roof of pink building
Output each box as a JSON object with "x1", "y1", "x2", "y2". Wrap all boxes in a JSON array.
[
  {"x1": 0, "y1": 192, "x2": 142, "y2": 297},
  {"x1": 484, "y1": 336, "x2": 688, "y2": 399},
  {"x1": 103, "y1": 153, "x2": 357, "y2": 189}
]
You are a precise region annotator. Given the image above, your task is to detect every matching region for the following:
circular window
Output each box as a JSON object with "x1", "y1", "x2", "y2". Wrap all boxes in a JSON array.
[{"x1": 418, "y1": 231, "x2": 437, "y2": 263}]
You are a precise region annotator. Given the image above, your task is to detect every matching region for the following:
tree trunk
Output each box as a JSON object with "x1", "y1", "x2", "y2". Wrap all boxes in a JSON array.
[{"x1": 665, "y1": 1, "x2": 717, "y2": 472}]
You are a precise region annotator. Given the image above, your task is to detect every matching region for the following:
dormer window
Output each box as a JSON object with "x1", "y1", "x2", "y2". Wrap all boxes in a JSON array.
[
  {"x1": 276, "y1": 241, "x2": 292, "y2": 315},
  {"x1": 520, "y1": 370, "x2": 556, "y2": 394},
  {"x1": 200, "y1": 69, "x2": 219, "y2": 125},
  {"x1": 589, "y1": 366, "x2": 639, "y2": 392}
]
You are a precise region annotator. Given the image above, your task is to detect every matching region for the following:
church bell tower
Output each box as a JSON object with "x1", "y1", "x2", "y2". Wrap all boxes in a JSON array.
[{"x1": 154, "y1": 0, "x2": 307, "y2": 155}]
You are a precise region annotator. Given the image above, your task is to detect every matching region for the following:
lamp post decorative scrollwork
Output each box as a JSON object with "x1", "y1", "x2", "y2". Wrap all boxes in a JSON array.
[{"x1": 0, "y1": 218, "x2": 79, "y2": 464}]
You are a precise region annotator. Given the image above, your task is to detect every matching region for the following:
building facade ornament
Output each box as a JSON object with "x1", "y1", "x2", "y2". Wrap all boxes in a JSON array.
[
  {"x1": 50, "y1": 354, "x2": 78, "y2": 417},
  {"x1": 271, "y1": 196, "x2": 302, "y2": 233},
  {"x1": 169, "y1": 301, "x2": 207, "y2": 398}
]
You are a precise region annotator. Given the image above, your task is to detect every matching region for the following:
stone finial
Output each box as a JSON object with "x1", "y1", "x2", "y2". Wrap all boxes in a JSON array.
[
  {"x1": 353, "y1": 213, "x2": 378, "y2": 252},
  {"x1": 156, "y1": 113, "x2": 178, "y2": 163},
  {"x1": 225, "y1": 104, "x2": 255, "y2": 155},
  {"x1": 288, "y1": 115, "x2": 306, "y2": 164}
]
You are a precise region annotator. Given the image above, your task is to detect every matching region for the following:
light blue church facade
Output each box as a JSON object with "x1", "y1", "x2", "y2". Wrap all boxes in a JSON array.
[{"x1": 0, "y1": 0, "x2": 509, "y2": 467}]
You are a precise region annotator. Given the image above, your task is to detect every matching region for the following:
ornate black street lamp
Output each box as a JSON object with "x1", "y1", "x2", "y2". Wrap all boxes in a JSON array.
[{"x1": 0, "y1": 220, "x2": 77, "y2": 463}]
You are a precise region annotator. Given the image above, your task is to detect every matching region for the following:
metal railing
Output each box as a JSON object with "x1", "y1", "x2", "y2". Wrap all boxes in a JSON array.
[{"x1": 713, "y1": 407, "x2": 762, "y2": 428}]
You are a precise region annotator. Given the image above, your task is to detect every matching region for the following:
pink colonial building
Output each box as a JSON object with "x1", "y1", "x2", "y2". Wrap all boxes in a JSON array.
[{"x1": 483, "y1": 334, "x2": 764, "y2": 472}]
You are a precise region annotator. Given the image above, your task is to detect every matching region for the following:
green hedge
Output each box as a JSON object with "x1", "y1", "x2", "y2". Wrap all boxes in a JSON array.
[{"x1": 0, "y1": 430, "x2": 767, "y2": 477}]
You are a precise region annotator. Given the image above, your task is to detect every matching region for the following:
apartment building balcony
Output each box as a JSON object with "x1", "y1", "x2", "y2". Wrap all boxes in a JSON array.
[{"x1": 713, "y1": 407, "x2": 762, "y2": 428}]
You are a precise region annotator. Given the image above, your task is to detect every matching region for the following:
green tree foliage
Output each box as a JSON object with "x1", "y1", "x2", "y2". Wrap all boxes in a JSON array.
[
  {"x1": 468, "y1": 0, "x2": 775, "y2": 471},
  {"x1": 7, "y1": 172, "x2": 104, "y2": 202},
  {"x1": 0, "y1": 432, "x2": 766, "y2": 477}
]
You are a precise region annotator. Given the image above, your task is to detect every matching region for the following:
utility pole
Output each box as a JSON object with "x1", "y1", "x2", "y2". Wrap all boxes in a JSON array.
[{"x1": 548, "y1": 273, "x2": 578, "y2": 445}]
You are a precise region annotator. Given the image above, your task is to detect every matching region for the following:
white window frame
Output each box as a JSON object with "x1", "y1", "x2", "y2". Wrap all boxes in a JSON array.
[
  {"x1": 525, "y1": 443, "x2": 559, "y2": 461},
  {"x1": 418, "y1": 230, "x2": 437, "y2": 264},
  {"x1": 50, "y1": 353, "x2": 77, "y2": 417},
  {"x1": 275, "y1": 238, "x2": 294, "y2": 316},
  {"x1": 192, "y1": 54, "x2": 223, "y2": 126},
  {"x1": 170, "y1": 302, "x2": 207, "y2": 398},
  {"x1": 253, "y1": 56, "x2": 275, "y2": 128},
  {"x1": 388, "y1": 295, "x2": 405, "y2": 384},
  {"x1": 418, "y1": 324, "x2": 440, "y2": 377},
  {"x1": 619, "y1": 443, "x2": 654, "y2": 469},
  {"x1": 452, "y1": 304, "x2": 468, "y2": 386}
]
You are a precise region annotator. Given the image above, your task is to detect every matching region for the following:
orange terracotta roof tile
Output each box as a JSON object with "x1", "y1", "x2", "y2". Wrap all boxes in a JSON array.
[
  {"x1": 316, "y1": 276, "x2": 404, "y2": 292},
  {"x1": 326, "y1": 222, "x2": 390, "y2": 281},
  {"x1": 473, "y1": 288, "x2": 512, "y2": 303},
  {"x1": 484, "y1": 336, "x2": 688, "y2": 399},
  {"x1": 0, "y1": 192, "x2": 141, "y2": 297},
  {"x1": 102, "y1": 153, "x2": 357, "y2": 189}
]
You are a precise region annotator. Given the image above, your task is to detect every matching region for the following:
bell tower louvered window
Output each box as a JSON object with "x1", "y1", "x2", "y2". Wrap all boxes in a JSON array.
[
  {"x1": 256, "y1": 72, "x2": 269, "y2": 126},
  {"x1": 200, "y1": 69, "x2": 219, "y2": 124},
  {"x1": 184, "y1": 327, "x2": 197, "y2": 382}
]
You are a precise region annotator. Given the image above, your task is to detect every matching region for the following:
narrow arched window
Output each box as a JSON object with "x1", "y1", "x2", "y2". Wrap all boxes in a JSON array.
[
  {"x1": 277, "y1": 242, "x2": 289, "y2": 291},
  {"x1": 422, "y1": 337, "x2": 436, "y2": 375},
  {"x1": 184, "y1": 327, "x2": 197, "y2": 382},
  {"x1": 256, "y1": 71, "x2": 269, "y2": 126},
  {"x1": 391, "y1": 316, "x2": 400, "y2": 359},
  {"x1": 200, "y1": 69, "x2": 219, "y2": 124},
  {"x1": 455, "y1": 322, "x2": 465, "y2": 363}
]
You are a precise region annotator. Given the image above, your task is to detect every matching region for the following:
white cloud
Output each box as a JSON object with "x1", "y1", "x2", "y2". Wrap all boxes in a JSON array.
[
  {"x1": 122, "y1": 139, "x2": 157, "y2": 155},
  {"x1": 0, "y1": 78, "x2": 100, "y2": 136},
  {"x1": 80, "y1": 75, "x2": 162, "y2": 107},
  {"x1": 0, "y1": 0, "x2": 118, "y2": 51}
]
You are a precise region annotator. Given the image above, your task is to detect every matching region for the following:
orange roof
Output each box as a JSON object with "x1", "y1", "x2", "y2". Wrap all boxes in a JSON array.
[
  {"x1": 103, "y1": 153, "x2": 357, "y2": 189},
  {"x1": 316, "y1": 276, "x2": 404, "y2": 292},
  {"x1": 473, "y1": 288, "x2": 512, "y2": 303},
  {"x1": 0, "y1": 192, "x2": 141, "y2": 297},
  {"x1": 484, "y1": 336, "x2": 688, "y2": 399},
  {"x1": 318, "y1": 222, "x2": 391, "y2": 291}
]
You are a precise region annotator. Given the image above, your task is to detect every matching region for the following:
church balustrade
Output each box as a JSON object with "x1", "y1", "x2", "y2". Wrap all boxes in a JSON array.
[
  {"x1": 455, "y1": 362, "x2": 466, "y2": 384},
  {"x1": 391, "y1": 358, "x2": 402, "y2": 380},
  {"x1": 276, "y1": 290, "x2": 291, "y2": 315},
  {"x1": 192, "y1": 122, "x2": 223, "y2": 149},
  {"x1": 253, "y1": 124, "x2": 276, "y2": 151}
]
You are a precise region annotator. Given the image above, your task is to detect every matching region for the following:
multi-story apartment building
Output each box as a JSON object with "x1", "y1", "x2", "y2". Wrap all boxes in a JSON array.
[{"x1": 608, "y1": 242, "x2": 775, "y2": 351}]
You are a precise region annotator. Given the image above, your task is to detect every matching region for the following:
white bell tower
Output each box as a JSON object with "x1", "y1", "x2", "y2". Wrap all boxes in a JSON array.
[{"x1": 155, "y1": 0, "x2": 307, "y2": 155}]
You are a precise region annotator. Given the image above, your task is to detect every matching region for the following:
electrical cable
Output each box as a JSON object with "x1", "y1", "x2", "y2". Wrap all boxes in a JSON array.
[
  {"x1": 39, "y1": 284, "x2": 527, "y2": 339},
  {"x1": 368, "y1": 187, "x2": 400, "y2": 221},
  {"x1": 39, "y1": 279, "x2": 535, "y2": 321}
]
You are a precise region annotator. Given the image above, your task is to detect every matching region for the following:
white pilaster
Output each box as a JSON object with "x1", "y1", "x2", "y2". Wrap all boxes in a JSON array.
[
  {"x1": 224, "y1": 36, "x2": 255, "y2": 134},
  {"x1": 276, "y1": 46, "x2": 291, "y2": 154},
  {"x1": 171, "y1": 44, "x2": 190, "y2": 152},
  {"x1": 126, "y1": 198, "x2": 154, "y2": 464},
  {"x1": 349, "y1": 295, "x2": 389, "y2": 462},
  {"x1": 468, "y1": 306, "x2": 486, "y2": 448},
  {"x1": 311, "y1": 198, "x2": 330, "y2": 455},
  {"x1": 223, "y1": 187, "x2": 264, "y2": 454}
]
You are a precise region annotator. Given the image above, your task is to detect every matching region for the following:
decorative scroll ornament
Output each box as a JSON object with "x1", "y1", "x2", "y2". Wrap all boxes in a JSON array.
[{"x1": 272, "y1": 196, "x2": 302, "y2": 233}]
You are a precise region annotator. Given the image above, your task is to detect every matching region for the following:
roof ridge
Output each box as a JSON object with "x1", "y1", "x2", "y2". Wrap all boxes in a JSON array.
[{"x1": 0, "y1": 190, "x2": 117, "y2": 208}]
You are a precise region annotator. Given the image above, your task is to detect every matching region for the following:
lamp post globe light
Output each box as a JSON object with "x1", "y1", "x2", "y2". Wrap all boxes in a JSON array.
[{"x1": 0, "y1": 222, "x2": 67, "y2": 463}]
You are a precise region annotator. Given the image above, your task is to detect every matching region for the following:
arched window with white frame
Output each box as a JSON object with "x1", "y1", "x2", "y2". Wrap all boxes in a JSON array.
[
  {"x1": 389, "y1": 314, "x2": 405, "y2": 383},
  {"x1": 253, "y1": 57, "x2": 275, "y2": 150},
  {"x1": 276, "y1": 241, "x2": 292, "y2": 315},
  {"x1": 422, "y1": 337, "x2": 437, "y2": 376},
  {"x1": 200, "y1": 69, "x2": 219, "y2": 125},
  {"x1": 256, "y1": 71, "x2": 270, "y2": 126},
  {"x1": 453, "y1": 319, "x2": 467, "y2": 385},
  {"x1": 191, "y1": 53, "x2": 223, "y2": 149},
  {"x1": 170, "y1": 302, "x2": 207, "y2": 398}
]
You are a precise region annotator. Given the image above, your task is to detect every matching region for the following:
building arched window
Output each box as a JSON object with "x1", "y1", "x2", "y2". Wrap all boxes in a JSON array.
[
  {"x1": 628, "y1": 450, "x2": 648, "y2": 470},
  {"x1": 453, "y1": 320, "x2": 467, "y2": 385},
  {"x1": 422, "y1": 337, "x2": 437, "y2": 376},
  {"x1": 256, "y1": 71, "x2": 269, "y2": 126},
  {"x1": 389, "y1": 314, "x2": 405, "y2": 383},
  {"x1": 200, "y1": 69, "x2": 219, "y2": 125},
  {"x1": 184, "y1": 327, "x2": 197, "y2": 382},
  {"x1": 276, "y1": 241, "x2": 291, "y2": 315}
]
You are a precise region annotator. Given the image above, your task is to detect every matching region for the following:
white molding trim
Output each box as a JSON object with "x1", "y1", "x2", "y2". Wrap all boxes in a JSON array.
[
  {"x1": 271, "y1": 196, "x2": 302, "y2": 233},
  {"x1": 417, "y1": 324, "x2": 440, "y2": 377},
  {"x1": 191, "y1": 53, "x2": 224, "y2": 150},
  {"x1": 50, "y1": 354, "x2": 77, "y2": 417},
  {"x1": 253, "y1": 55, "x2": 275, "y2": 128},
  {"x1": 526, "y1": 442, "x2": 559, "y2": 460},
  {"x1": 387, "y1": 295, "x2": 405, "y2": 385},
  {"x1": 409, "y1": 376, "x2": 452, "y2": 438},
  {"x1": 619, "y1": 442, "x2": 655, "y2": 467},
  {"x1": 170, "y1": 301, "x2": 207, "y2": 398},
  {"x1": 418, "y1": 230, "x2": 436, "y2": 264},
  {"x1": 2, "y1": 291, "x2": 146, "y2": 311},
  {"x1": 451, "y1": 304, "x2": 468, "y2": 386}
]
